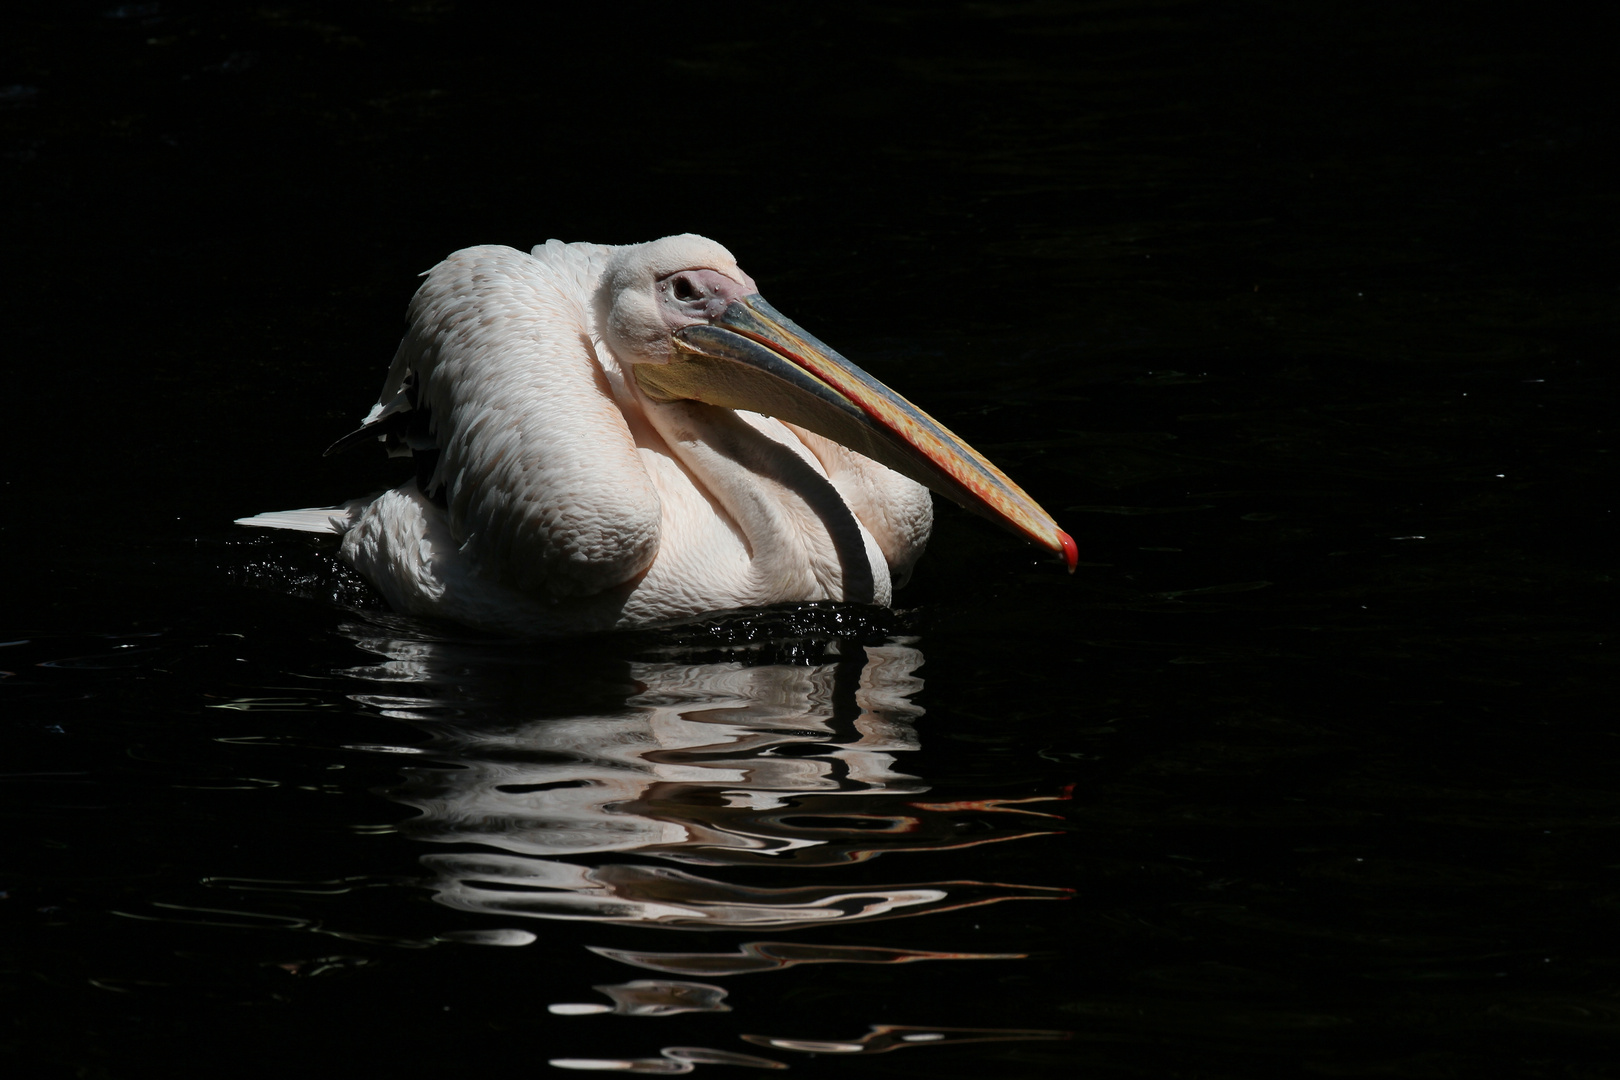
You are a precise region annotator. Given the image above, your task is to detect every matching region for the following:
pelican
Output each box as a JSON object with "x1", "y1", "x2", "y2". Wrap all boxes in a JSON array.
[{"x1": 238, "y1": 234, "x2": 1074, "y2": 633}]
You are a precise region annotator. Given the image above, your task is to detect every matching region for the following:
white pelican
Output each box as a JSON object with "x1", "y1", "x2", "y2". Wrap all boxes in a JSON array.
[{"x1": 238, "y1": 234, "x2": 1075, "y2": 633}]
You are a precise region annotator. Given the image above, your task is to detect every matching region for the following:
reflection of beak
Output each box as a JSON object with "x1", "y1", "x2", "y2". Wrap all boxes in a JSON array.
[{"x1": 633, "y1": 294, "x2": 1077, "y2": 571}]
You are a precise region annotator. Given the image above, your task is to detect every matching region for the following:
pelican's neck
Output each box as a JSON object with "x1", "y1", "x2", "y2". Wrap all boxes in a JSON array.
[{"x1": 619, "y1": 371, "x2": 888, "y2": 609}]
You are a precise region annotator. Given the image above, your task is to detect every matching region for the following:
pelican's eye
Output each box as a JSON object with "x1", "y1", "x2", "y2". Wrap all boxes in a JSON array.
[{"x1": 671, "y1": 275, "x2": 700, "y2": 302}]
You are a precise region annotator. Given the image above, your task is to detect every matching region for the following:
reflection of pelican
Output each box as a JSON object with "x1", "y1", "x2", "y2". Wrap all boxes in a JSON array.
[
  {"x1": 349, "y1": 632, "x2": 1067, "y2": 930},
  {"x1": 238, "y1": 235, "x2": 1075, "y2": 633}
]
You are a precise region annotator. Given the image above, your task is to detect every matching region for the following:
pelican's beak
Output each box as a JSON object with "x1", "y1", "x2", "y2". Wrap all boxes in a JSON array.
[{"x1": 634, "y1": 295, "x2": 1077, "y2": 571}]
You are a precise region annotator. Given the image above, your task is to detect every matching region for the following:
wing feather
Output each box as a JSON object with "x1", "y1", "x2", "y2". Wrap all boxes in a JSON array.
[{"x1": 385, "y1": 244, "x2": 662, "y2": 597}]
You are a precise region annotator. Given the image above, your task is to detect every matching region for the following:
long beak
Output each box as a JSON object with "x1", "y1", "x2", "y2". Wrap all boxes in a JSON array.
[{"x1": 632, "y1": 295, "x2": 1077, "y2": 571}]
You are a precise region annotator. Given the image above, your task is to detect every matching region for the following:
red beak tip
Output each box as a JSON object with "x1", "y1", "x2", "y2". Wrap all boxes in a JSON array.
[{"x1": 1058, "y1": 531, "x2": 1078, "y2": 573}]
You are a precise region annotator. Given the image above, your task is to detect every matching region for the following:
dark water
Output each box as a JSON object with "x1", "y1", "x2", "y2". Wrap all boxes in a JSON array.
[{"x1": 3, "y1": 2, "x2": 1615, "y2": 1077}]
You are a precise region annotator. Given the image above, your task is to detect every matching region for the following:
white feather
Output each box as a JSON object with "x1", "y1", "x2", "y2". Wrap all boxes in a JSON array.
[{"x1": 234, "y1": 502, "x2": 368, "y2": 535}]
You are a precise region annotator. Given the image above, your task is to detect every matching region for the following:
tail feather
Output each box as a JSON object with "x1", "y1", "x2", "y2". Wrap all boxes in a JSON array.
[{"x1": 235, "y1": 498, "x2": 372, "y2": 535}]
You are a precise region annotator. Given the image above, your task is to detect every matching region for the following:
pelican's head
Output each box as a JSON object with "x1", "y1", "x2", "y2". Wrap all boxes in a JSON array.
[
  {"x1": 601, "y1": 234, "x2": 758, "y2": 366},
  {"x1": 601, "y1": 233, "x2": 1077, "y2": 572}
]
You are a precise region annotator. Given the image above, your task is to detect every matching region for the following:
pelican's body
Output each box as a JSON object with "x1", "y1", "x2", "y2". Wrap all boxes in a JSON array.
[{"x1": 239, "y1": 235, "x2": 1072, "y2": 634}]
